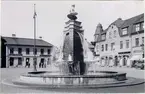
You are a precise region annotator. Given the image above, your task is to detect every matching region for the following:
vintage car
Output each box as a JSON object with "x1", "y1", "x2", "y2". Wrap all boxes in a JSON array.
[{"x1": 134, "y1": 60, "x2": 144, "y2": 70}]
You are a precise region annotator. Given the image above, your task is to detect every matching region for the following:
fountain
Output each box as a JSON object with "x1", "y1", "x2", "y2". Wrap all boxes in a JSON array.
[{"x1": 11, "y1": 5, "x2": 144, "y2": 88}]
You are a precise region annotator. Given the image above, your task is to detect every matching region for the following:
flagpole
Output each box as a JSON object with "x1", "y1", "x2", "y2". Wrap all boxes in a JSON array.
[{"x1": 33, "y1": 4, "x2": 37, "y2": 72}]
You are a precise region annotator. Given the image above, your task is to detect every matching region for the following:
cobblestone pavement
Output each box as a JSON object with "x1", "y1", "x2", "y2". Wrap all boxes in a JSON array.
[{"x1": 0, "y1": 67, "x2": 145, "y2": 93}]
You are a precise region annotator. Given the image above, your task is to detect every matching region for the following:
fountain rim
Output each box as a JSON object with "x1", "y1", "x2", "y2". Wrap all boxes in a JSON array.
[{"x1": 22, "y1": 71, "x2": 126, "y2": 78}]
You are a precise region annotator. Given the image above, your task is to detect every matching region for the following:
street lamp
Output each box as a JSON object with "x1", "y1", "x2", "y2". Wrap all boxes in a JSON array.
[{"x1": 33, "y1": 4, "x2": 37, "y2": 72}]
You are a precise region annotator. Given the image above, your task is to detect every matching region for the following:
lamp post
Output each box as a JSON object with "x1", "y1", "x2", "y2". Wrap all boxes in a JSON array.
[{"x1": 33, "y1": 4, "x2": 37, "y2": 72}]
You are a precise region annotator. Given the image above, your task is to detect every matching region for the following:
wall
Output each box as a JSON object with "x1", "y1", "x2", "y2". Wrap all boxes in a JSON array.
[
  {"x1": 131, "y1": 33, "x2": 144, "y2": 57},
  {"x1": 95, "y1": 24, "x2": 131, "y2": 59},
  {"x1": 6, "y1": 45, "x2": 52, "y2": 68}
]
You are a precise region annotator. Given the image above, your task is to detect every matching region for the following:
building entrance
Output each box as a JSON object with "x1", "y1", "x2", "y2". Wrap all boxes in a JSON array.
[
  {"x1": 18, "y1": 58, "x2": 22, "y2": 65},
  {"x1": 10, "y1": 57, "x2": 14, "y2": 66}
]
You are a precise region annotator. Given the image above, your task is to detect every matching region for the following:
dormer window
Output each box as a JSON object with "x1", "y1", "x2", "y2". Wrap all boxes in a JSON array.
[
  {"x1": 95, "y1": 35, "x2": 99, "y2": 42},
  {"x1": 101, "y1": 34, "x2": 106, "y2": 40},
  {"x1": 135, "y1": 24, "x2": 140, "y2": 31},
  {"x1": 141, "y1": 22, "x2": 144, "y2": 30},
  {"x1": 122, "y1": 28, "x2": 128, "y2": 35}
]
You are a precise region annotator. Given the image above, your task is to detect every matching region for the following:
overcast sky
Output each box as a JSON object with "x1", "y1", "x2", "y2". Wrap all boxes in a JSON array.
[{"x1": 1, "y1": 1, "x2": 144, "y2": 47}]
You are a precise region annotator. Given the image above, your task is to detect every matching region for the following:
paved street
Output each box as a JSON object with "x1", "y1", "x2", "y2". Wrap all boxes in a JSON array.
[{"x1": 0, "y1": 67, "x2": 145, "y2": 93}]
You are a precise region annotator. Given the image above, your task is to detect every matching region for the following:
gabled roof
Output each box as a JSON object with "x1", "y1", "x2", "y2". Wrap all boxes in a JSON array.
[
  {"x1": 134, "y1": 14, "x2": 144, "y2": 24},
  {"x1": 111, "y1": 18, "x2": 124, "y2": 28},
  {"x1": 2, "y1": 36, "x2": 53, "y2": 47},
  {"x1": 95, "y1": 13, "x2": 144, "y2": 43},
  {"x1": 121, "y1": 13, "x2": 144, "y2": 28}
]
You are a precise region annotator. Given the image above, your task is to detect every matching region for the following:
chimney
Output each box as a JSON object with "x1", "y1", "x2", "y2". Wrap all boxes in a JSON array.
[
  {"x1": 12, "y1": 34, "x2": 16, "y2": 37},
  {"x1": 39, "y1": 36, "x2": 42, "y2": 39},
  {"x1": 117, "y1": 18, "x2": 122, "y2": 20}
]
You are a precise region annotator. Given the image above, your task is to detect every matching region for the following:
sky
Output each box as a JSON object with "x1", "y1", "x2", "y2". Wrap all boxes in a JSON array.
[{"x1": 1, "y1": 1, "x2": 144, "y2": 47}]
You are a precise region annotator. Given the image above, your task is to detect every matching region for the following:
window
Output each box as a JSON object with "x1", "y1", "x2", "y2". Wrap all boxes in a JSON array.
[
  {"x1": 47, "y1": 49, "x2": 51, "y2": 55},
  {"x1": 18, "y1": 58, "x2": 22, "y2": 65},
  {"x1": 18, "y1": 48, "x2": 22, "y2": 54},
  {"x1": 126, "y1": 40, "x2": 129, "y2": 48},
  {"x1": 105, "y1": 44, "x2": 108, "y2": 51},
  {"x1": 142, "y1": 37, "x2": 144, "y2": 44},
  {"x1": 40, "y1": 49, "x2": 44, "y2": 55},
  {"x1": 101, "y1": 45, "x2": 104, "y2": 51},
  {"x1": 135, "y1": 38, "x2": 139, "y2": 46},
  {"x1": 120, "y1": 41, "x2": 123, "y2": 49},
  {"x1": 95, "y1": 35, "x2": 98, "y2": 41},
  {"x1": 114, "y1": 30, "x2": 116, "y2": 37},
  {"x1": 101, "y1": 34, "x2": 106, "y2": 40},
  {"x1": 109, "y1": 32, "x2": 112, "y2": 39},
  {"x1": 122, "y1": 28, "x2": 128, "y2": 35},
  {"x1": 10, "y1": 48, "x2": 14, "y2": 54},
  {"x1": 33, "y1": 48, "x2": 37, "y2": 55},
  {"x1": 26, "y1": 48, "x2": 30, "y2": 55},
  {"x1": 111, "y1": 42, "x2": 115, "y2": 51},
  {"x1": 96, "y1": 45, "x2": 99, "y2": 52},
  {"x1": 141, "y1": 22, "x2": 144, "y2": 30},
  {"x1": 135, "y1": 24, "x2": 140, "y2": 31},
  {"x1": 112, "y1": 26, "x2": 113, "y2": 29}
]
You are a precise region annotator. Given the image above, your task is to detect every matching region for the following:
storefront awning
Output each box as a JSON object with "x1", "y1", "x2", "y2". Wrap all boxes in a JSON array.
[
  {"x1": 118, "y1": 51, "x2": 131, "y2": 54},
  {"x1": 130, "y1": 55, "x2": 143, "y2": 60}
]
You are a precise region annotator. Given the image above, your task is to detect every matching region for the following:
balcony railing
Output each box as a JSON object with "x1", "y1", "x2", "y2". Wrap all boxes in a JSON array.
[
  {"x1": 40, "y1": 54, "x2": 51, "y2": 57},
  {"x1": 9, "y1": 53, "x2": 23, "y2": 57}
]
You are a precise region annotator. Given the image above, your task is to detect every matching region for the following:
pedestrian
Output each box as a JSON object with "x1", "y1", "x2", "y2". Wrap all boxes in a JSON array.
[
  {"x1": 39, "y1": 62, "x2": 41, "y2": 68},
  {"x1": 109, "y1": 57, "x2": 114, "y2": 67},
  {"x1": 127, "y1": 56, "x2": 131, "y2": 67},
  {"x1": 119, "y1": 56, "x2": 123, "y2": 67},
  {"x1": 28, "y1": 63, "x2": 30, "y2": 68},
  {"x1": 105, "y1": 57, "x2": 108, "y2": 66},
  {"x1": 25, "y1": 59, "x2": 29, "y2": 68}
]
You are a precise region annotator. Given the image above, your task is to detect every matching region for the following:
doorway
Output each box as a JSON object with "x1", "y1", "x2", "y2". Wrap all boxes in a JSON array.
[
  {"x1": 18, "y1": 58, "x2": 22, "y2": 65},
  {"x1": 10, "y1": 57, "x2": 14, "y2": 66}
]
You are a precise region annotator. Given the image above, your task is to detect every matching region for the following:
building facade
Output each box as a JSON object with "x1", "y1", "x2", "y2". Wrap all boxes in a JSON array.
[
  {"x1": 1, "y1": 36, "x2": 53, "y2": 68},
  {"x1": 94, "y1": 13, "x2": 144, "y2": 66}
]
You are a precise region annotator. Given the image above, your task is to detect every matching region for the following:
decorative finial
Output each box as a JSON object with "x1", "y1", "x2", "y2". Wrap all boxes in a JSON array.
[
  {"x1": 70, "y1": 4, "x2": 75, "y2": 14},
  {"x1": 67, "y1": 4, "x2": 78, "y2": 20}
]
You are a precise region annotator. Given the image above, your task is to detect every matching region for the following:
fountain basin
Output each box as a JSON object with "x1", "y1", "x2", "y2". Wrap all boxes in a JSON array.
[{"x1": 14, "y1": 71, "x2": 127, "y2": 86}]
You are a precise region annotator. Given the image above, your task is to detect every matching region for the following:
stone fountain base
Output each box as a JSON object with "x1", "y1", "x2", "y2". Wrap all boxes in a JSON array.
[
  {"x1": 12, "y1": 71, "x2": 133, "y2": 87},
  {"x1": 1, "y1": 71, "x2": 143, "y2": 89}
]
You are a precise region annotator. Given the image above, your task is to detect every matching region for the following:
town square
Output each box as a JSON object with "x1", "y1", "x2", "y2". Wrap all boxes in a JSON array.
[{"x1": 0, "y1": 1, "x2": 145, "y2": 93}]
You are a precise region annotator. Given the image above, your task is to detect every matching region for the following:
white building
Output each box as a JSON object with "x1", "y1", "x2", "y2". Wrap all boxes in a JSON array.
[
  {"x1": 94, "y1": 13, "x2": 144, "y2": 66},
  {"x1": 1, "y1": 35, "x2": 53, "y2": 68}
]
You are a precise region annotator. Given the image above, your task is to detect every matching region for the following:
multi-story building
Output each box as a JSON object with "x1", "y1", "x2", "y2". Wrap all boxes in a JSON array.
[
  {"x1": 1, "y1": 35, "x2": 53, "y2": 68},
  {"x1": 94, "y1": 13, "x2": 144, "y2": 66}
]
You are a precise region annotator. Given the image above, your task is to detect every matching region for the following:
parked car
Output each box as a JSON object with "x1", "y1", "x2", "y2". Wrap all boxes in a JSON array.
[{"x1": 134, "y1": 60, "x2": 144, "y2": 70}]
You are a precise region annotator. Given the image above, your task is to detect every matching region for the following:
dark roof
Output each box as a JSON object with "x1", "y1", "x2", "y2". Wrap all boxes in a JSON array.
[
  {"x1": 121, "y1": 13, "x2": 144, "y2": 28},
  {"x1": 111, "y1": 18, "x2": 124, "y2": 28},
  {"x1": 95, "y1": 13, "x2": 144, "y2": 43},
  {"x1": 134, "y1": 14, "x2": 144, "y2": 24},
  {"x1": 2, "y1": 36, "x2": 53, "y2": 47}
]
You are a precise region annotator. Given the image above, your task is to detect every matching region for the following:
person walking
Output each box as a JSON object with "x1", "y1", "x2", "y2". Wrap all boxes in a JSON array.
[
  {"x1": 127, "y1": 56, "x2": 131, "y2": 67},
  {"x1": 25, "y1": 59, "x2": 29, "y2": 68},
  {"x1": 39, "y1": 61, "x2": 42, "y2": 68},
  {"x1": 119, "y1": 56, "x2": 123, "y2": 67}
]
